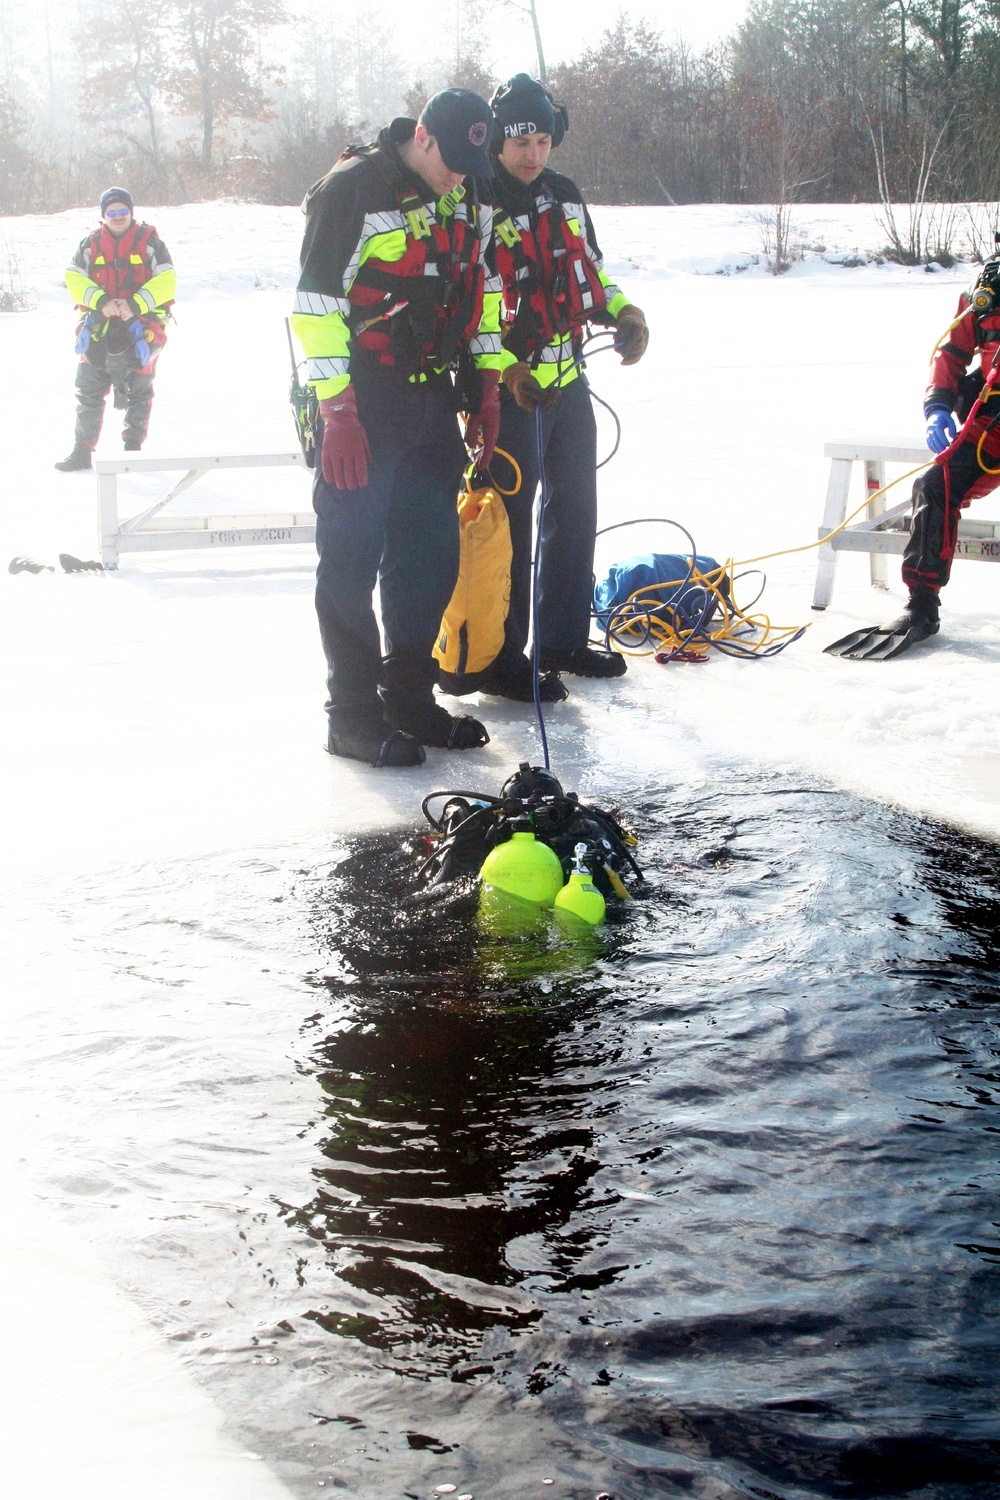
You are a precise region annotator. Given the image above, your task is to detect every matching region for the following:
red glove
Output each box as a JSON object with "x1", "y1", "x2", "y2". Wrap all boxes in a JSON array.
[
  {"x1": 319, "y1": 386, "x2": 371, "y2": 490},
  {"x1": 464, "y1": 368, "x2": 500, "y2": 468}
]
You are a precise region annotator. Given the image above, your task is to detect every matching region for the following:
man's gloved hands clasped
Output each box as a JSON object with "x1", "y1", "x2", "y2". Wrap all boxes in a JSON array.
[
  {"x1": 614, "y1": 304, "x2": 649, "y2": 365},
  {"x1": 501, "y1": 361, "x2": 560, "y2": 413},
  {"x1": 464, "y1": 368, "x2": 500, "y2": 467},
  {"x1": 319, "y1": 386, "x2": 372, "y2": 490},
  {"x1": 925, "y1": 403, "x2": 957, "y2": 454}
]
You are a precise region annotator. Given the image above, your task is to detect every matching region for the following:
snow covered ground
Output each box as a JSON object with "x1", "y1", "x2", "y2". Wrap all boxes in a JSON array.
[
  {"x1": 2, "y1": 199, "x2": 998, "y2": 878},
  {"x1": 2, "y1": 200, "x2": 999, "y2": 1492}
]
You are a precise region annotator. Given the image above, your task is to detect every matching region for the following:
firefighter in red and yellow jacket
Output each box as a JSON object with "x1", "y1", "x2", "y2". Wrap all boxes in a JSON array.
[
  {"x1": 828, "y1": 253, "x2": 1000, "y2": 660},
  {"x1": 57, "y1": 188, "x2": 175, "y2": 471},
  {"x1": 440, "y1": 74, "x2": 649, "y2": 703},
  {"x1": 292, "y1": 89, "x2": 503, "y2": 767}
]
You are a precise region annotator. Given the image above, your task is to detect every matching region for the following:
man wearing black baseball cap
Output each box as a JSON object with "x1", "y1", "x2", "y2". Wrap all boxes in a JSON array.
[
  {"x1": 57, "y1": 187, "x2": 175, "y2": 470},
  {"x1": 291, "y1": 89, "x2": 504, "y2": 767}
]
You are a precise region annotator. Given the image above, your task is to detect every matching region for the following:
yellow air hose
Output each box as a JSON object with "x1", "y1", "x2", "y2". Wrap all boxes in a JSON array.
[{"x1": 603, "y1": 461, "x2": 933, "y2": 661}]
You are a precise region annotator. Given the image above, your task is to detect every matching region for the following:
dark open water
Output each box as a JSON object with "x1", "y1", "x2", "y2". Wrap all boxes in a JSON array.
[{"x1": 6, "y1": 773, "x2": 1000, "y2": 1498}]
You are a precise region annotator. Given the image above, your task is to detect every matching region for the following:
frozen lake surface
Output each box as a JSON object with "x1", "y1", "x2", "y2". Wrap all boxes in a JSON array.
[
  {"x1": 2, "y1": 201, "x2": 1000, "y2": 1495},
  {"x1": 6, "y1": 771, "x2": 1000, "y2": 1497}
]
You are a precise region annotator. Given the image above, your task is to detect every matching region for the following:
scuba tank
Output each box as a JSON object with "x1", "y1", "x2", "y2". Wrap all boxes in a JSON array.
[
  {"x1": 553, "y1": 842, "x2": 606, "y2": 927},
  {"x1": 479, "y1": 818, "x2": 564, "y2": 907}
]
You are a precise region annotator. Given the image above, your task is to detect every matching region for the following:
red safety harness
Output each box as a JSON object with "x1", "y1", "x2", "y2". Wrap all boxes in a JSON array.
[
  {"x1": 339, "y1": 145, "x2": 486, "y2": 375},
  {"x1": 82, "y1": 222, "x2": 170, "y2": 345},
  {"x1": 494, "y1": 199, "x2": 607, "y2": 365}
]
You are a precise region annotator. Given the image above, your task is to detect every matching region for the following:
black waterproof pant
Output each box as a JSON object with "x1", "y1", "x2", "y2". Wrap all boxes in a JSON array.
[
  {"x1": 491, "y1": 375, "x2": 598, "y2": 670},
  {"x1": 902, "y1": 430, "x2": 1000, "y2": 594},
  {"x1": 313, "y1": 362, "x2": 465, "y2": 731},
  {"x1": 74, "y1": 345, "x2": 157, "y2": 449}
]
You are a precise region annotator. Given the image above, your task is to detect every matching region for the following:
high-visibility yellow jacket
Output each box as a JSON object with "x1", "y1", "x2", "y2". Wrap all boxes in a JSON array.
[
  {"x1": 65, "y1": 221, "x2": 175, "y2": 345},
  {"x1": 291, "y1": 119, "x2": 514, "y2": 402}
]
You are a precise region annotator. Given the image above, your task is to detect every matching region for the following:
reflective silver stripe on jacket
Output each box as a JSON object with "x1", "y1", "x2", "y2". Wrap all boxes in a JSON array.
[
  {"x1": 294, "y1": 290, "x2": 351, "y2": 317},
  {"x1": 306, "y1": 356, "x2": 350, "y2": 381},
  {"x1": 537, "y1": 335, "x2": 574, "y2": 362}
]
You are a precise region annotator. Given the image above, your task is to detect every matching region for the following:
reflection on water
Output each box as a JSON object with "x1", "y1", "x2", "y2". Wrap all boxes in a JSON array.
[{"x1": 5, "y1": 776, "x2": 1000, "y2": 1499}]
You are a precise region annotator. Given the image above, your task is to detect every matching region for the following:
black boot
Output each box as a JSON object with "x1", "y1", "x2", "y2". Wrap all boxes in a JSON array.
[
  {"x1": 123, "y1": 439, "x2": 142, "y2": 452},
  {"x1": 54, "y1": 444, "x2": 92, "y2": 472},
  {"x1": 477, "y1": 665, "x2": 568, "y2": 703},
  {"x1": 538, "y1": 645, "x2": 627, "y2": 678},
  {"x1": 385, "y1": 696, "x2": 490, "y2": 749},
  {"x1": 326, "y1": 713, "x2": 425, "y2": 768},
  {"x1": 439, "y1": 656, "x2": 568, "y2": 703}
]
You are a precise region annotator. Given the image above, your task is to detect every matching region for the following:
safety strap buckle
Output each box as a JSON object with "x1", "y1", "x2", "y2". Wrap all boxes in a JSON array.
[
  {"x1": 401, "y1": 191, "x2": 431, "y2": 240},
  {"x1": 438, "y1": 184, "x2": 466, "y2": 218},
  {"x1": 495, "y1": 214, "x2": 521, "y2": 249}
]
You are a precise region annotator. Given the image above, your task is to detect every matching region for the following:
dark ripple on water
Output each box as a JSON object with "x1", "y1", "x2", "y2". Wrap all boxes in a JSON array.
[
  {"x1": 242, "y1": 779, "x2": 998, "y2": 1499},
  {"x1": 15, "y1": 776, "x2": 1000, "y2": 1499}
]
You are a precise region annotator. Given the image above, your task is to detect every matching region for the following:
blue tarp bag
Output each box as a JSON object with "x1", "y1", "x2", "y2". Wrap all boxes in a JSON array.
[{"x1": 594, "y1": 552, "x2": 726, "y2": 640}]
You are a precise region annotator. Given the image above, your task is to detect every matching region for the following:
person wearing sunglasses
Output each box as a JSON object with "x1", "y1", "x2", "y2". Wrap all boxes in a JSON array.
[{"x1": 57, "y1": 187, "x2": 176, "y2": 471}]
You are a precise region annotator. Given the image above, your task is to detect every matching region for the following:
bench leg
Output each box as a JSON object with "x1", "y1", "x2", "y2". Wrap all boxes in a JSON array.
[
  {"x1": 98, "y1": 471, "x2": 120, "y2": 570},
  {"x1": 812, "y1": 457, "x2": 852, "y2": 609},
  {"x1": 865, "y1": 459, "x2": 888, "y2": 590}
]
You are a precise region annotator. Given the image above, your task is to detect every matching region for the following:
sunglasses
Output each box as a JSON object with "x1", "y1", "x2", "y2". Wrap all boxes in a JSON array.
[{"x1": 104, "y1": 206, "x2": 130, "y2": 218}]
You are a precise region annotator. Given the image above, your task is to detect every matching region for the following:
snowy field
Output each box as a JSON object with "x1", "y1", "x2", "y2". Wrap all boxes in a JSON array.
[
  {"x1": 2, "y1": 199, "x2": 998, "y2": 883},
  {"x1": 2, "y1": 200, "x2": 999, "y2": 1494}
]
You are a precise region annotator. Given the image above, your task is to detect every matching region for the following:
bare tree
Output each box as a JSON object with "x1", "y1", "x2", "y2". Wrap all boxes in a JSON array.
[
  {"x1": 77, "y1": 0, "x2": 171, "y2": 196},
  {"x1": 503, "y1": 0, "x2": 548, "y2": 83},
  {"x1": 165, "y1": 0, "x2": 286, "y2": 170},
  {"x1": 869, "y1": 113, "x2": 953, "y2": 260}
]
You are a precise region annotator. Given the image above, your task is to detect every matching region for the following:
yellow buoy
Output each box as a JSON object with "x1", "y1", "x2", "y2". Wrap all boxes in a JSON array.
[
  {"x1": 553, "y1": 843, "x2": 606, "y2": 926},
  {"x1": 480, "y1": 826, "x2": 564, "y2": 908}
]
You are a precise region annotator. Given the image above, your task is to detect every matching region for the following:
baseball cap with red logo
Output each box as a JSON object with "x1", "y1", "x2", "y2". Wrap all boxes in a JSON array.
[{"x1": 421, "y1": 88, "x2": 494, "y2": 180}]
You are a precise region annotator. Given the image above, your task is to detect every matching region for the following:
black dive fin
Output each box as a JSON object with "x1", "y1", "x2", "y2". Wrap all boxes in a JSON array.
[
  {"x1": 824, "y1": 610, "x2": 939, "y2": 661},
  {"x1": 59, "y1": 553, "x2": 105, "y2": 573}
]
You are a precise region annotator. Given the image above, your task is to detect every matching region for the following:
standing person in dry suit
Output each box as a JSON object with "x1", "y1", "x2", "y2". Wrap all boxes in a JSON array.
[
  {"x1": 291, "y1": 89, "x2": 504, "y2": 767},
  {"x1": 56, "y1": 188, "x2": 175, "y2": 471},
  {"x1": 827, "y1": 251, "x2": 1000, "y2": 660},
  {"x1": 439, "y1": 74, "x2": 649, "y2": 704}
]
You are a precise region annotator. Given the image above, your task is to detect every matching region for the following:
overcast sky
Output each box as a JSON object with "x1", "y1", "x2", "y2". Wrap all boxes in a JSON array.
[
  {"x1": 369, "y1": 1, "x2": 751, "y2": 76},
  {"x1": 7, "y1": 3, "x2": 754, "y2": 109},
  {"x1": 9, "y1": 3, "x2": 755, "y2": 83}
]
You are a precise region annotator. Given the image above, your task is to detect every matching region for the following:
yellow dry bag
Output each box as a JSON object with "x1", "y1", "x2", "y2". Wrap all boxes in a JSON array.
[{"x1": 433, "y1": 465, "x2": 516, "y2": 677}]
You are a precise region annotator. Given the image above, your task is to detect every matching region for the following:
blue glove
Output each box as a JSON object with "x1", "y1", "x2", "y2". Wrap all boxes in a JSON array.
[
  {"x1": 128, "y1": 317, "x2": 152, "y2": 367},
  {"x1": 74, "y1": 313, "x2": 95, "y2": 356},
  {"x1": 925, "y1": 404, "x2": 957, "y2": 454}
]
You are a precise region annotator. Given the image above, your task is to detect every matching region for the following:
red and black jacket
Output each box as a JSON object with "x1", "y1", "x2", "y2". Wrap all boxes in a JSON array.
[
  {"x1": 66, "y1": 221, "x2": 174, "y2": 346},
  {"x1": 488, "y1": 163, "x2": 620, "y2": 367}
]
